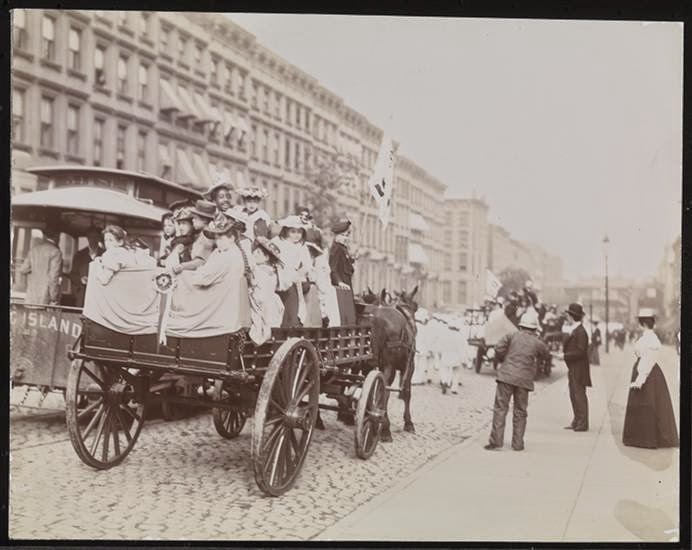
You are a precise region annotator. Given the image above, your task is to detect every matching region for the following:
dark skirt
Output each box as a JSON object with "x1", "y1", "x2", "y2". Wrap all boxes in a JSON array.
[
  {"x1": 589, "y1": 344, "x2": 600, "y2": 366},
  {"x1": 277, "y1": 284, "x2": 301, "y2": 328},
  {"x1": 623, "y1": 360, "x2": 679, "y2": 449}
]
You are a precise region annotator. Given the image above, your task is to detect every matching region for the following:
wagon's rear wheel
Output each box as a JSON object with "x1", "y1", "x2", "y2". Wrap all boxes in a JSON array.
[
  {"x1": 252, "y1": 338, "x2": 320, "y2": 497},
  {"x1": 65, "y1": 360, "x2": 146, "y2": 470},
  {"x1": 213, "y1": 380, "x2": 246, "y2": 439},
  {"x1": 354, "y1": 369, "x2": 386, "y2": 460}
]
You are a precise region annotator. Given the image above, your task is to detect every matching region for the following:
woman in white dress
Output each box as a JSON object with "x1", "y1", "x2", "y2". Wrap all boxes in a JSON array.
[
  {"x1": 270, "y1": 215, "x2": 313, "y2": 327},
  {"x1": 249, "y1": 236, "x2": 285, "y2": 343}
]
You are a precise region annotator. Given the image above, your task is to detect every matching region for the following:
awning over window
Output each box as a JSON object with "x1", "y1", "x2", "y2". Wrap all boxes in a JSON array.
[
  {"x1": 192, "y1": 153, "x2": 213, "y2": 188},
  {"x1": 158, "y1": 144, "x2": 172, "y2": 167},
  {"x1": 409, "y1": 212, "x2": 431, "y2": 233},
  {"x1": 176, "y1": 149, "x2": 202, "y2": 190},
  {"x1": 193, "y1": 91, "x2": 217, "y2": 124},
  {"x1": 236, "y1": 115, "x2": 250, "y2": 139},
  {"x1": 408, "y1": 242, "x2": 429, "y2": 265},
  {"x1": 177, "y1": 86, "x2": 204, "y2": 120},
  {"x1": 223, "y1": 111, "x2": 238, "y2": 140},
  {"x1": 160, "y1": 80, "x2": 184, "y2": 113}
]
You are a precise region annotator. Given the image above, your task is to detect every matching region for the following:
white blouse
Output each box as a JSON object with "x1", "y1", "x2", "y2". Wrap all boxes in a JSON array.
[
  {"x1": 270, "y1": 237, "x2": 313, "y2": 292},
  {"x1": 633, "y1": 328, "x2": 661, "y2": 385}
]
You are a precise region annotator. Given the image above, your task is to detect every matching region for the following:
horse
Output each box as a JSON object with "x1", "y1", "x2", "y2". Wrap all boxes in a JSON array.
[{"x1": 367, "y1": 286, "x2": 418, "y2": 441}]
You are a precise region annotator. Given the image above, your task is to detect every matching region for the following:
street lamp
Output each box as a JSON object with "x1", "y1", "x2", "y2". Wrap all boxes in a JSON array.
[{"x1": 602, "y1": 234, "x2": 610, "y2": 353}]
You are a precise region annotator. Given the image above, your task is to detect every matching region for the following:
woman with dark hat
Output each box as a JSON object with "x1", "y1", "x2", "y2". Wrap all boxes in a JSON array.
[
  {"x1": 169, "y1": 200, "x2": 216, "y2": 274},
  {"x1": 329, "y1": 218, "x2": 356, "y2": 326},
  {"x1": 163, "y1": 206, "x2": 196, "y2": 270},
  {"x1": 622, "y1": 309, "x2": 679, "y2": 448}
]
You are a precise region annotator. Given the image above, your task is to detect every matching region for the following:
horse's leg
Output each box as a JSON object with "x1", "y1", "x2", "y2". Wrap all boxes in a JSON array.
[
  {"x1": 380, "y1": 361, "x2": 394, "y2": 443},
  {"x1": 315, "y1": 409, "x2": 326, "y2": 430},
  {"x1": 402, "y1": 352, "x2": 416, "y2": 433}
]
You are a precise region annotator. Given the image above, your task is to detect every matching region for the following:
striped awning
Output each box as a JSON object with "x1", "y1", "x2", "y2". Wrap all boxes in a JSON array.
[
  {"x1": 408, "y1": 243, "x2": 429, "y2": 265},
  {"x1": 159, "y1": 80, "x2": 184, "y2": 113},
  {"x1": 176, "y1": 149, "x2": 202, "y2": 189},
  {"x1": 193, "y1": 91, "x2": 217, "y2": 124},
  {"x1": 177, "y1": 86, "x2": 204, "y2": 120},
  {"x1": 192, "y1": 152, "x2": 213, "y2": 188}
]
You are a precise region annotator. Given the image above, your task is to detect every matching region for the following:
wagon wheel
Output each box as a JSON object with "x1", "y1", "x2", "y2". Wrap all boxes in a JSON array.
[
  {"x1": 212, "y1": 380, "x2": 246, "y2": 439},
  {"x1": 354, "y1": 369, "x2": 386, "y2": 460},
  {"x1": 252, "y1": 338, "x2": 320, "y2": 497},
  {"x1": 65, "y1": 360, "x2": 147, "y2": 470}
]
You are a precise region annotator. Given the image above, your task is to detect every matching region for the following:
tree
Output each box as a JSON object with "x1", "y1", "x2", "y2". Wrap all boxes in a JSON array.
[
  {"x1": 305, "y1": 147, "x2": 361, "y2": 229},
  {"x1": 498, "y1": 267, "x2": 531, "y2": 296}
]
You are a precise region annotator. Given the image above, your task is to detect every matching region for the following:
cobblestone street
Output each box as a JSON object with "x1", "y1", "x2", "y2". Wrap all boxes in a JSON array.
[{"x1": 10, "y1": 364, "x2": 565, "y2": 540}]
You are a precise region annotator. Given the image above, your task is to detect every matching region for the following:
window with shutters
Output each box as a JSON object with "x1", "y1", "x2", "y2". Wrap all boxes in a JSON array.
[
  {"x1": 68, "y1": 28, "x2": 82, "y2": 71},
  {"x1": 12, "y1": 89, "x2": 25, "y2": 143},
  {"x1": 139, "y1": 64, "x2": 149, "y2": 101},
  {"x1": 93, "y1": 118, "x2": 105, "y2": 166},
  {"x1": 116, "y1": 124, "x2": 127, "y2": 169},
  {"x1": 117, "y1": 55, "x2": 129, "y2": 95},
  {"x1": 41, "y1": 16, "x2": 56, "y2": 60},
  {"x1": 13, "y1": 10, "x2": 28, "y2": 50},
  {"x1": 40, "y1": 97, "x2": 55, "y2": 149},
  {"x1": 66, "y1": 105, "x2": 80, "y2": 156},
  {"x1": 94, "y1": 45, "x2": 107, "y2": 87}
]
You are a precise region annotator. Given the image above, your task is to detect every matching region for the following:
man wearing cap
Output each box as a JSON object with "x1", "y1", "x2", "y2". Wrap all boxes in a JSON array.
[
  {"x1": 296, "y1": 206, "x2": 321, "y2": 245},
  {"x1": 329, "y1": 218, "x2": 354, "y2": 289},
  {"x1": 170, "y1": 200, "x2": 217, "y2": 274},
  {"x1": 485, "y1": 310, "x2": 551, "y2": 451},
  {"x1": 561, "y1": 303, "x2": 591, "y2": 432},
  {"x1": 70, "y1": 226, "x2": 104, "y2": 307}
]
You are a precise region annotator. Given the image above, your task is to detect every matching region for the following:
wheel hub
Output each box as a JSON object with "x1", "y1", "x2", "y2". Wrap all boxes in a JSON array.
[
  {"x1": 105, "y1": 381, "x2": 129, "y2": 406},
  {"x1": 284, "y1": 405, "x2": 312, "y2": 430},
  {"x1": 368, "y1": 407, "x2": 386, "y2": 425}
]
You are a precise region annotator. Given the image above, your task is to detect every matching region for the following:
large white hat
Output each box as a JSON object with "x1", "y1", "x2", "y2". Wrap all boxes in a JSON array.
[
  {"x1": 278, "y1": 215, "x2": 308, "y2": 230},
  {"x1": 637, "y1": 308, "x2": 656, "y2": 318},
  {"x1": 518, "y1": 310, "x2": 539, "y2": 330}
]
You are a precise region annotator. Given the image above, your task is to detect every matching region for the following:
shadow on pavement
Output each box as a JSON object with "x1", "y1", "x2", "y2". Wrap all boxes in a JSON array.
[{"x1": 614, "y1": 499, "x2": 676, "y2": 542}]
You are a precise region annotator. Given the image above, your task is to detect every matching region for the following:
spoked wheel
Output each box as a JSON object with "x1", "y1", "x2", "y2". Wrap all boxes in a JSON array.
[
  {"x1": 354, "y1": 369, "x2": 386, "y2": 459},
  {"x1": 65, "y1": 360, "x2": 147, "y2": 470},
  {"x1": 252, "y1": 338, "x2": 320, "y2": 497},
  {"x1": 213, "y1": 380, "x2": 246, "y2": 439}
]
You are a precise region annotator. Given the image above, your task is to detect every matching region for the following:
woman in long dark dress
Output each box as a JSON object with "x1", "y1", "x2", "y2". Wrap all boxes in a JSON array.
[{"x1": 622, "y1": 309, "x2": 679, "y2": 449}]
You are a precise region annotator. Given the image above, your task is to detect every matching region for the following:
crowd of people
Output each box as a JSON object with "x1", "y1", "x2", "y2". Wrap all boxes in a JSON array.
[{"x1": 23, "y1": 179, "x2": 360, "y2": 347}]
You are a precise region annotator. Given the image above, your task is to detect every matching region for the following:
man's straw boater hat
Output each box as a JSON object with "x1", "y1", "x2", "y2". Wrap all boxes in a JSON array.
[
  {"x1": 203, "y1": 169, "x2": 234, "y2": 201},
  {"x1": 237, "y1": 186, "x2": 268, "y2": 199}
]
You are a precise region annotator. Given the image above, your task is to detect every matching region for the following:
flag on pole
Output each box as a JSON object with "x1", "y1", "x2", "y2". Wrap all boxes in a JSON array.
[
  {"x1": 368, "y1": 134, "x2": 396, "y2": 227},
  {"x1": 485, "y1": 269, "x2": 502, "y2": 299}
]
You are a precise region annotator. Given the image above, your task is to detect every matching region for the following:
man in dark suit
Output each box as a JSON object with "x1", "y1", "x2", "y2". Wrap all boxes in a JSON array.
[
  {"x1": 70, "y1": 227, "x2": 103, "y2": 307},
  {"x1": 561, "y1": 303, "x2": 591, "y2": 431}
]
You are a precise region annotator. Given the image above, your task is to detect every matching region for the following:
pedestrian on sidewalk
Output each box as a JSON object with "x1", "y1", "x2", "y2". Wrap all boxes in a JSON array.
[
  {"x1": 589, "y1": 320, "x2": 602, "y2": 366},
  {"x1": 484, "y1": 310, "x2": 551, "y2": 451},
  {"x1": 561, "y1": 303, "x2": 591, "y2": 432},
  {"x1": 623, "y1": 309, "x2": 679, "y2": 449}
]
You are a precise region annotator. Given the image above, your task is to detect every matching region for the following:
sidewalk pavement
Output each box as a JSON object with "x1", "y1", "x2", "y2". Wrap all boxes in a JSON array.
[{"x1": 316, "y1": 346, "x2": 680, "y2": 543}]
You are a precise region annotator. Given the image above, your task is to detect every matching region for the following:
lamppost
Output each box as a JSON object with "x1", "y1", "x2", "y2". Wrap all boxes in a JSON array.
[{"x1": 602, "y1": 234, "x2": 610, "y2": 353}]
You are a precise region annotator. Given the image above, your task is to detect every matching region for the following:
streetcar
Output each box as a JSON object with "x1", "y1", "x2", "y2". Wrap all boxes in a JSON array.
[{"x1": 10, "y1": 166, "x2": 201, "y2": 401}]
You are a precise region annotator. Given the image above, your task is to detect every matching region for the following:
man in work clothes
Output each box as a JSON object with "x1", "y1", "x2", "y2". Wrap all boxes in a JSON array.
[
  {"x1": 561, "y1": 303, "x2": 591, "y2": 431},
  {"x1": 485, "y1": 310, "x2": 551, "y2": 451},
  {"x1": 17, "y1": 226, "x2": 63, "y2": 306}
]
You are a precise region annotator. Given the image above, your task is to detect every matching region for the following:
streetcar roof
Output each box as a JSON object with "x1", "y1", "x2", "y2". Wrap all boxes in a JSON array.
[
  {"x1": 12, "y1": 186, "x2": 168, "y2": 225},
  {"x1": 25, "y1": 165, "x2": 200, "y2": 198}
]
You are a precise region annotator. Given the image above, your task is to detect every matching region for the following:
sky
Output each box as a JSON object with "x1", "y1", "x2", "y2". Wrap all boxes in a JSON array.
[{"x1": 226, "y1": 14, "x2": 682, "y2": 281}]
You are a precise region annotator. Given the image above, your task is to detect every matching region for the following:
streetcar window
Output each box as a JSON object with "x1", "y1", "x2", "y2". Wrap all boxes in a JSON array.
[{"x1": 137, "y1": 181, "x2": 165, "y2": 207}]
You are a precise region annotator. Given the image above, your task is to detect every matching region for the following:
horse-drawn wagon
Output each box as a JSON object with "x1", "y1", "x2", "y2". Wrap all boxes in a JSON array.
[{"x1": 66, "y1": 309, "x2": 386, "y2": 496}]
